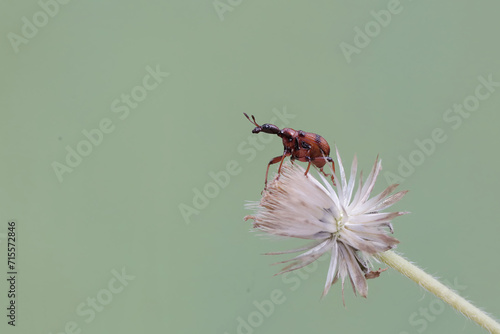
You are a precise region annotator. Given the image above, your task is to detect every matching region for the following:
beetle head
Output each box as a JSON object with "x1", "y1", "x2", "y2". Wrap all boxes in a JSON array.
[
  {"x1": 254, "y1": 123, "x2": 280, "y2": 134},
  {"x1": 244, "y1": 113, "x2": 280, "y2": 134}
]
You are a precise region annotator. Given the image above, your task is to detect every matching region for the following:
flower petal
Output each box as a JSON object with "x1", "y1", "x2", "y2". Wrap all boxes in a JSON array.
[
  {"x1": 353, "y1": 156, "x2": 382, "y2": 207},
  {"x1": 349, "y1": 183, "x2": 399, "y2": 215},
  {"x1": 322, "y1": 241, "x2": 339, "y2": 297},
  {"x1": 264, "y1": 240, "x2": 325, "y2": 255},
  {"x1": 345, "y1": 155, "x2": 358, "y2": 206},
  {"x1": 272, "y1": 239, "x2": 331, "y2": 265},
  {"x1": 347, "y1": 211, "x2": 405, "y2": 224},
  {"x1": 273, "y1": 240, "x2": 332, "y2": 275},
  {"x1": 372, "y1": 190, "x2": 409, "y2": 212},
  {"x1": 340, "y1": 227, "x2": 399, "y2": 254},
  {"x1": 335, "y1": 147, "x2": 348, "y2": 206},
  {"x1": 349, "y1": 170, "x2": 364, "y2": 208},
  {"x1": 339, "y1": 243, "x2": 368, "y2": 298},
  {"x1": 316, "y1": 169, "x2": 341, "y2": 215}
]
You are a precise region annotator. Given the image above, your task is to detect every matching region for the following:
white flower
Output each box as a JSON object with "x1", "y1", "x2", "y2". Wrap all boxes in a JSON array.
[{"x1": 245, "y1": 148, "x2": 408, "y2": 300}]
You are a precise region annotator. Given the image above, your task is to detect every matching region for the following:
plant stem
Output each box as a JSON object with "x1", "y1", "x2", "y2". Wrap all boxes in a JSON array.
[{"x1": 376, "y1": 250, "x2": 500, "y2": 334}]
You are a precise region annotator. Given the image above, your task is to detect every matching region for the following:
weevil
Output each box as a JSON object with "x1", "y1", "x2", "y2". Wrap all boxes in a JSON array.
[{"x1": 244, "y1": 113, "x2": 335, "y2": 188}]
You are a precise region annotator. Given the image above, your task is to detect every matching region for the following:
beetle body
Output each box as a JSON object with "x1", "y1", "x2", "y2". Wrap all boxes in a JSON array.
[
  {"x1": 244, "y1": 113, "x2": 335, "y2": 188},
  {"x1": 292, "y1": 130, "x2": 331, "y2": 167}
]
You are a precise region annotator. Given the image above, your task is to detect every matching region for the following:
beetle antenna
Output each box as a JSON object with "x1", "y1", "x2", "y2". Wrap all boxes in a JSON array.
[{"x1": 243, "y1": 113, "x2": 260, "y2": 127}]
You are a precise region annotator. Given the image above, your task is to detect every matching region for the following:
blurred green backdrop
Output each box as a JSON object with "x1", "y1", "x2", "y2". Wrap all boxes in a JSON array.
[{"x1": 1, "y1": 1, "x2": 500, "y2": 333}]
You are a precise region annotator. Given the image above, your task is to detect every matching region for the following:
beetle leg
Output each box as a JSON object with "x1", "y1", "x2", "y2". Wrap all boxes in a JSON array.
[
  {"x1": 321, "y1": 156, "x2": 335, "y2": 175},
  {"x1": 264, "y1": 152, "x2": 290, "y2": 188},
  {"x1": 319, "y1": 167, "x2": 336, "y2": 186},
  {"x1": 326, "y1": 156, "x2": 335, "y2": 173},
  {"x1": 312, "y1": 156, "x2": 336, "y2": 186},
  {"x1": 276, "y1": 154, "x2": 287, "y2": 176},
  {"x1": 304, "y1": 158, "x2": 312, "y2": 177}
]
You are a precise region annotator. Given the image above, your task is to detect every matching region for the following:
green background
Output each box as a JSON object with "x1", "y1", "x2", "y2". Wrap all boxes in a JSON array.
[{"x1": 1, "y1": 1, "x2": 500, "y2": 333}]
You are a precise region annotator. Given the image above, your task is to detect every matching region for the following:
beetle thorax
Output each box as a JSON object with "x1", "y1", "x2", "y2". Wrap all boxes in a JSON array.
[{"x1": 279, "y1": 128, "x2": 297, "y2": 141}]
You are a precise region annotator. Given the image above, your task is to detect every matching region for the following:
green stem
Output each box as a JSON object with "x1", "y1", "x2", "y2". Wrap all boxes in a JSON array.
[{"x1": 376, "y1": 250, "x2": 500, "y2": 334}]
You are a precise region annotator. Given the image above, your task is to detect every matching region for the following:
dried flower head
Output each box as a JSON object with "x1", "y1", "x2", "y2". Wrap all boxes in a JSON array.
[{"x1": 245, "y1": 148, "x2": 408, "y2": 300}]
